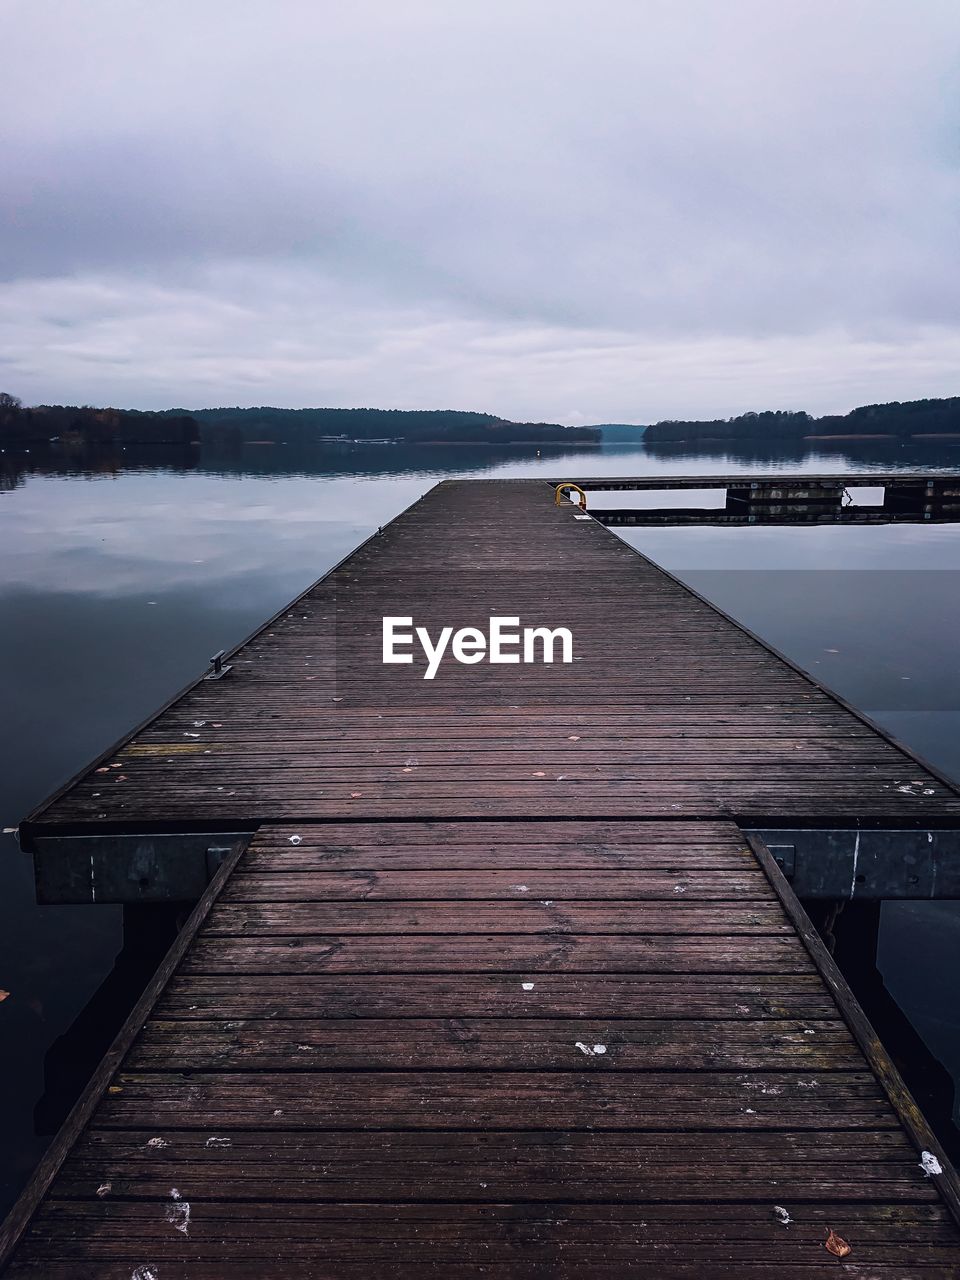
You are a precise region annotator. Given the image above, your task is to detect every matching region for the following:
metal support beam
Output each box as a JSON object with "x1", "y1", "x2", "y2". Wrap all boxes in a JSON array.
[
  {"x1": 751, "y1": 827, "x2": 960, "y2": 900},
  {"x1": 31, "y1": 831, "x2": 253, "y2": 905}
]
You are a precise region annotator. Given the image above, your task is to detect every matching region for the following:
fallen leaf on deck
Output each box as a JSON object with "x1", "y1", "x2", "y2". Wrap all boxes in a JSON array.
[{"x1": 824, "y1": 1229, "x2": 851, "y2": 1258}]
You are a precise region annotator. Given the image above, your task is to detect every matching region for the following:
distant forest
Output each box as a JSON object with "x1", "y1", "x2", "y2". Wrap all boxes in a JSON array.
[
  {"x1": 4, "y1": 392, "x2": 959, "y2": 449},
  {"x1": 643, "y1": 397, "x2": 960, "y2": 442},
  {"x1": 0, "y1": 395, "x2": 597, "y2": 447},
  {"x1": 0, "y1": 395, "x2": 199, "y2": 446},
  {"x1": 174, "y1": 406, "x2": 598, "y2": 444}
]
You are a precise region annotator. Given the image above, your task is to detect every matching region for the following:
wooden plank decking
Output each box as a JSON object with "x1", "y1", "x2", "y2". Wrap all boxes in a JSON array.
[
  {"x1": 5, "y1": 820, "x2": 960, "y2": 1277},
  {"x1": 4, "y1": 479, "x2": 960, "y2": 1276},
  {"x1": 22, "y1": 480, "x2": 960, "y2": 834}
]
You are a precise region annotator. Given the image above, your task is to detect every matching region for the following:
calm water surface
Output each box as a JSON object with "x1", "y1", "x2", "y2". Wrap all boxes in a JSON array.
[{"x1": 1, "y1": 436, "x2": 960, "y2": 1215}]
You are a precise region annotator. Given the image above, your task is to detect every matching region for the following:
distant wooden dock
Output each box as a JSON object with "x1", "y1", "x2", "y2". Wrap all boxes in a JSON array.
[
  {"x1": 558, "y1": 472, "x2": 960, "y2": 526},
  {"x1": 3, "y1": 478, "x2": 960, "y2": 1277}
]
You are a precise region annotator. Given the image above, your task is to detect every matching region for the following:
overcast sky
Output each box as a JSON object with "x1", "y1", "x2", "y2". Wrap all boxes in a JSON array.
[{"x1": 2, "y1": 1, "x2": 959, "y2": 423}]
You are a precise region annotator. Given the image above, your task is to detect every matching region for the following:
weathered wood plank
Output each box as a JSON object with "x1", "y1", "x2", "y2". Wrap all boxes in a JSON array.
[
  {"x1": 156, "y1": 972, "x2": 838, "y2": 1020},
  {"x1": 56, "y1": 1129, "x2": 938, "y2": 1204},
  {"x1": 23, "y1": 1198, "x2": 960, "y2": 1263},
  {"x1": 222, "y1": 869, "x2": 775, "y2": 901},
  {"x1": 180, "y1": 933, "x2": 820, "y2": 974},
  {"x1": 242, "y1": 846, "x2": 759, "y2": 871},
  {"x1": 8, "y1": 1259, "x2": 960, "y2": 1279},
  {"x1": 127, "y1": 1016, "x2": 858, "y2": 1071},
  {"x1": 91, "y1": 1068, "x2": 898, "y2": 1131},
  {"x1": 203, "y1": 901, "x2": 793, "y2": 936}
]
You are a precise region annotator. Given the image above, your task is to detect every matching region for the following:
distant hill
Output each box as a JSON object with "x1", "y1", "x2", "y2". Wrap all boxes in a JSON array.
[
  {"x1": 0, "y1": 398, "x2": 600, "y2": 447},
  {"x1": 164, "y1": 406, "x2": 599, "y2": 445},
  {"x1": 9, "y1": 393, "x2": 958, "y2": 450},
  {"x1": 643, "y1": 397, "x2": 960, "y2": 443}
]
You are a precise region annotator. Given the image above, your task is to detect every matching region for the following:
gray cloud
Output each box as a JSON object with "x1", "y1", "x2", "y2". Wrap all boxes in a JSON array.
[{"x1": 2, "y1": 0, "x2": 959, "y2": 419}]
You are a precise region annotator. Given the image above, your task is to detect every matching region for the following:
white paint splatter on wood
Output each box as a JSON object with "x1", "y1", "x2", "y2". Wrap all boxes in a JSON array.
[{"x1": 164, "y1": 1188, "x2": 190, "y2": 1235}]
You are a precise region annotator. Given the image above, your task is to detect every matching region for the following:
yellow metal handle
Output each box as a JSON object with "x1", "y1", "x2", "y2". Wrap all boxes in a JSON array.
[{"x1": 555, "y1": 483, "x2": 587, "y2": 511}]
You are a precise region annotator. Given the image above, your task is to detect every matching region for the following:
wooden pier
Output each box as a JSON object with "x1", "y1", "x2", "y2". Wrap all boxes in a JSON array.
[
  {"x1": 555, "y1": 472, "x2": 960, "y2": 527},
  {"x1": 3, "y1": 479, "x2": 960, "y2": 1277}
]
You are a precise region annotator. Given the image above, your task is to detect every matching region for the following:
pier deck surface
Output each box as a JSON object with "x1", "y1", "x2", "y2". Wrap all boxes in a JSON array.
[
  {"x1": 5, "y1": 479, "x2": 960, "y2": 1276},
  {"x1": 23, "y1": 480, "x2": 960, "y2": 833},
  {"x1": 6, "y1": 820, "x2": 960, "y2": 1277}
]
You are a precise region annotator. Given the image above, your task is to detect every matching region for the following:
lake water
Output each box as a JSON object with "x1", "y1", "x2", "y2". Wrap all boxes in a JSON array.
[{"x1": 2, "y1": 434, "x2": 960, "y2": 1217}]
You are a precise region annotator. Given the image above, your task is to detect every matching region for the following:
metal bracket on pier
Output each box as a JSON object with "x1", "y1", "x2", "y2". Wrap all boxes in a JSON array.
[{"x1": 204, "y1": 649, "x2": 233, "y2": 680}]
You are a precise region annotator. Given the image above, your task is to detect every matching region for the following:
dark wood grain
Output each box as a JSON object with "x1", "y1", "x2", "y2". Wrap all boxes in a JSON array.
[
  {"x1": 203, "y1": 900, "x2": 792, "y2": 936},
  {"x1": 156, "y1": 972, "x2": 838, "y2": 1020},
  {"x1": 87, "y1": 1068, "x2": 901, "y2": 1131},
  {"x1": 6, "y1": 818, "x2": 960, "y2": 1277},
  {"x1": 182, "y1": 932, "x2": 815, "y2": 974}
]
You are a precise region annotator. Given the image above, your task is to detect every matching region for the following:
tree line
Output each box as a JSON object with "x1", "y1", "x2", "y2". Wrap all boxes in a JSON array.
[
  {"x1": 643, "y1": 398, "x2": 960, "y2": 442},
  {"x1": 0, "y1": 395, "x2": 199, "y2": 446},
  {"x1": 0, "y1": 397, "x2": 597, "y2": 446},
  {"x1": 162, "y1": 406, "x2": 597, "y2": 444}
]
